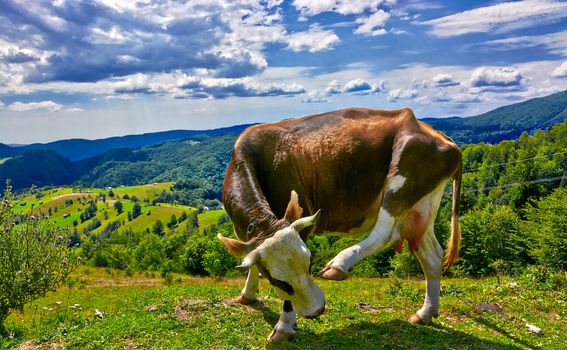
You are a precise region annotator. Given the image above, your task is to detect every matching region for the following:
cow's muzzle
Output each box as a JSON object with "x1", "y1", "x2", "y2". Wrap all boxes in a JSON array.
[{"x1": 304, "y1": 302, "x2": 325, "y2": 319}]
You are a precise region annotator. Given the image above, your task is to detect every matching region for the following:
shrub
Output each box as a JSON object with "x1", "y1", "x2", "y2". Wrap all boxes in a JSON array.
[{"x1": 0, "y1": 185, "x2": 79, "y2": 334}]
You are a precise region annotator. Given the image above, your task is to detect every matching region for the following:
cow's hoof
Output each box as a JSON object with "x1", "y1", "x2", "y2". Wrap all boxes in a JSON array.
[
  {"x1": 235, "y1": 295, "x2": 256, "y2": 305},
  {"x1": 409, "y1": 313, "x2": 430, "y2": 325},
  {"x1": 319, "y1": 266, "x2": 348, "y2": 281},
  {"x1": 268, "y1": 330, "x2": 294, "y2": 342}
]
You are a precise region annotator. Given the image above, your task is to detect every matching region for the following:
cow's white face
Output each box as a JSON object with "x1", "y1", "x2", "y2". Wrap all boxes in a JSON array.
[
  {"x1": 252, "y1": 224, "x2": 325, "y2": 318},
  {"x1": 219, "y1": 210, "x2": 325, "y2": 318}
]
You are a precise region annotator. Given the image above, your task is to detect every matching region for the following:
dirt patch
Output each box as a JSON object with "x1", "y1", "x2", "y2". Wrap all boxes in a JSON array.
[
  {"x1": 18, "y1": 340, "x2": 64, "y2": 350},
  {"x1": 50, "y1": 193, "x2": 93, "y2": 201},
  {"x1": 174, "y1": 299, "x2": 208, "y2": 322},
  {"x1": 445, "y1": 315, "x2": 467, "y2": 323},
  {"x1": 124, "y1": 338, "x2": 137, "y2": 350},
  {"x1": 474, "y1": 303, "x2": 504, "y2": 314},
  {"x1": 355, "y1": 302, "x2": 398, "y2": 315}
]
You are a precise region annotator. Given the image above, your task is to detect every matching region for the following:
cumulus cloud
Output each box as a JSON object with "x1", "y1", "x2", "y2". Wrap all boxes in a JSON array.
[
  {"x1": 287, "y1": 26, "x2": 340, "y2": 53},
  {"x1": 175, "y1": 75, "x2": 306, "y2": 99},
  {"x1": 302, "y1": 89, "x2": 329, "y2": 103},
  {"x1": 344, "y1": 79, "x2": 374, "y2": 93},
  {"x1": 0, "y1": 0, "x2": 288, "y2": 85},
  {"x1": 324, "y1": 80, "x2": 342, "y2": 95},
  {"x1": 387, "y1": 88, "x2": 417, "y2": 102},
  {"x1": 8, "y1": 100, "x2": 64, "y2": 112},
  {"x1": 343, "y1": 78, "x2": 387, "y2": 94},
  {"x1": 551, "y1": 61, "x2": 567, "y2": 78},
  {"x1": 422, "y1": 0, "x2": 567, "y2": 37},
  {"x1": 432, "y1": 74, "x2": 460, "y2": 87},
  {"x1": 354, "y1": 9, "x2": 391, "y2": 36},
  {"x1": 292, "y1": 0, "x2": 388, "y2": 17},
  {"x1": 470, "y1": 67, "x2": 524, "y2": 89}
]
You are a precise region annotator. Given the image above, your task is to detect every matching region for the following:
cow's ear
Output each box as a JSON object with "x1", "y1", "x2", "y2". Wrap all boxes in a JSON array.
[
  {"x1": 218, "y1": 234, "x2": 250, "y2": 256},
  {"x1": 284, "y1": 190, "x2": 303, "y2": 223}
]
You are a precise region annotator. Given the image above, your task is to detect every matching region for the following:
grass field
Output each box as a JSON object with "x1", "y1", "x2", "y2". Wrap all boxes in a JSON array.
[{"x1": 3, "y1": 268, "x2": 564, "y2": 349}]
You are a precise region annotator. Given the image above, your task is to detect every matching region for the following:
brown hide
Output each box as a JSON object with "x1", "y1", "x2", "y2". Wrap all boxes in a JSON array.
[{"x1": 222, "y1": 108, "x2": 461, "y2": 251}]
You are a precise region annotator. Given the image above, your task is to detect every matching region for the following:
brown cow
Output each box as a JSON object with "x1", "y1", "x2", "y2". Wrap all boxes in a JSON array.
[{"x1": 219, "y1": 107, "x2": 462, "y2": 341}]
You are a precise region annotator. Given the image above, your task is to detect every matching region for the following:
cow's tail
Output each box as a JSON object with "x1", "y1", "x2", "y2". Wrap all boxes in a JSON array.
[{"x1": 443, "y1": 163, "x2": 462, "y2": 274}]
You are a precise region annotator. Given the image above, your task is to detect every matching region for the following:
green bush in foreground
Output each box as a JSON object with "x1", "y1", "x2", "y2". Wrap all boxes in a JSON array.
[{"x1": 0, "y1": 185, "x2": 79, "y2": 335}]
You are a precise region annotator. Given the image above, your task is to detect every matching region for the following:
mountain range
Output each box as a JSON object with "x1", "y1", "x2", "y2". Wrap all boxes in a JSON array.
[
  {"x1": 0, "y1": 124, "x2": 252, "y2": 160},
  {"x1": 1, "y1": 90, "x2": 566, "y2": 190}
]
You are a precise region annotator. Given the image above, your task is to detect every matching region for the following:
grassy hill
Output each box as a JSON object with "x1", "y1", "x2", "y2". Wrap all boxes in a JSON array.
[
  {"x1": 16, "y1": 183, "x2": 225, "y2": 239},
  {"x1": 4, "y1": 268, "x2": 564, "y2": 349}
]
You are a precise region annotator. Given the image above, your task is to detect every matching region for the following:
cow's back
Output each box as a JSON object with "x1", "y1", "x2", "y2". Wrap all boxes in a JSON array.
[{"x1": 230, "y1": 108, "x2": 419, "y2": 235}]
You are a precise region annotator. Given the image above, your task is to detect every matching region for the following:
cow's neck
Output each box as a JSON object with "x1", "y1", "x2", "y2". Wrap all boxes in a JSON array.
[{"x1": 224, "y1": 158, "x2": 285, "y2": 242}]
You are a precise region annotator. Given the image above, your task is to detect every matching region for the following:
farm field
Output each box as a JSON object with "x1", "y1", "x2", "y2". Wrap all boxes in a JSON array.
[{"x1": 3, "y1": 267, "x2": 564, "y2": 349}]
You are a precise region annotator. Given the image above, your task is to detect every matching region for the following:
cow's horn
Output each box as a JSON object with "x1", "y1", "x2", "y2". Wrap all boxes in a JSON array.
[
  {"x1": 235, "y1": 249, "x2": 260, "y2": 270},
  {"x1": 290, "y1": 209, "x2": 321, "y2": 232}
]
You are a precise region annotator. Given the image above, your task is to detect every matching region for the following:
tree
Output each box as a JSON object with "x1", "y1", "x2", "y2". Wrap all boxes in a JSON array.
[
  {"x1": 131, "y1": 202, "x2": 142, "y2": 219},
  {"x1": 167, "y1": 214, "x2": 178, "y2": 229},
  {"x1": 523, "y1": 188, "x2": 567, "y2": 270},
  {"x1": 153, "y1": 220, "x2": 164, "y2": 236},
  {"x1": 108, "y1": 189, "x2": 115, "y2": 198},
  {"x1": 114, "y1": 201, "x2": 123, "y2": 214},
  {"x1": 0, "y1": 185, "x2": 78, "y2": 335}
]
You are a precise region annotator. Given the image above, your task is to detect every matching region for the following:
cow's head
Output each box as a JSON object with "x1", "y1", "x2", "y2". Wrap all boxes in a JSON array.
[{"x1": 219, "y1": 192, "x2": 325, "y2": 318}]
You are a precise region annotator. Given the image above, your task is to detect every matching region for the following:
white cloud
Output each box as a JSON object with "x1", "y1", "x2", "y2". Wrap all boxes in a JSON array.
[
  {"x1": 287, "y1": 26, "x2": 340, "y2": 52},
  {"x1": 292, "y1": 0, "x2": 387, "y2": 16},
  {"x1": 302, "y1": 89, "x2": 329, "y2": 103},
  {"x1": 324, "y1": 79, "x2": 342, "y2": 95},
  {"x1": 344, "y1": 78, "x2": 373, "y2": 93},
  {"x1": 175, "y1": 75, "x2": 306, "y2": 99},
  {"x1": 65, "y1": 107, "x2": 84, "y2": 112},
  {"x1": 387, "y1": 88, "x2": 417, "y2": 102},
  {"x1": 342, "y1": 78, "x2": 387, "y2": 94},
  {"x1": 432, "y1": 74, "x2": 460, "y2": 87},
  {"x1": 551, "y1": 61, "x2": 567, "y2": 78},
  {"x1": 470, "y1": 67, "x2": 524, "y2": 89},
  {"x1": 8, "y1": 100, "x2": 64, "y2": 112},
  {"x1": 0, "y1": 101, "x2": 4, "y2": 109},
  {"x1": 422, "y1": 0, "x2": 567, "y2": 37},
  {"x1": 471, "y1": 30, "x2": 567, "y2": 57},
  {"x1": 354, "y1": 9, "x2": 391, "y2": 36}
]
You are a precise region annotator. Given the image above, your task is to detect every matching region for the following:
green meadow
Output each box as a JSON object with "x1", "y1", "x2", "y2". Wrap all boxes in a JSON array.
[{"x1": 3, "y1": 267, "x2": 564, "y2": 349}]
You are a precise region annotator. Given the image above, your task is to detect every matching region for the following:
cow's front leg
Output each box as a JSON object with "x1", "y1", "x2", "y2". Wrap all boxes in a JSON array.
[
  {"x1": 268, "y1": 300, "x2": 296, "y2": 341},
  {"x1": 236, "y1": 265, "x2": 259, "y2": 304},
  {"x1": 320, "y1": 208, "x2": 399, "y2": 280}
]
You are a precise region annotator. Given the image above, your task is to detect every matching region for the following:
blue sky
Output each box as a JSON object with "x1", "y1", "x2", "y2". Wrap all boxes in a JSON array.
[{"x1": 1, "y1": 0, "x2": 567, "y2": 144}]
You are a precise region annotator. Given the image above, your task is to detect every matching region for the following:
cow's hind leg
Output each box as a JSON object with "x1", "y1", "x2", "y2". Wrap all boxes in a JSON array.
[
  {"x1": 410, "y1": 227, "x2": 443, "y2": 324},
  {"x1": 236, "y1": 265, "x2": 259, "y2": 304},
  {"x1": 268, "y1": 300, "x2": 296, "y2": 341},
  {"x1": 409, "y1": 184, "x2": 445, "y2": 324}
]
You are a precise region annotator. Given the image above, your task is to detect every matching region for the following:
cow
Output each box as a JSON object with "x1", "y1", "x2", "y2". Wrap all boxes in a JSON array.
[{"x1": 218, "y1": 107, "x2": 462, "y2": 341}]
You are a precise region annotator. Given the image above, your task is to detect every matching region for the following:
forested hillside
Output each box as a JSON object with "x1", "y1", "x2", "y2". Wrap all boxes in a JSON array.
[{"x1": 425, "y1": 89, "x2": 567, "y2": 143}]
